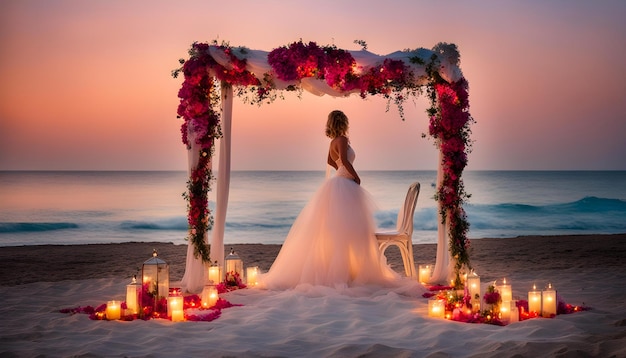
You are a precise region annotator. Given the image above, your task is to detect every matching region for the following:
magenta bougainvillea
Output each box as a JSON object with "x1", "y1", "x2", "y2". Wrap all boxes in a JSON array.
[{"x1": 428, "y1": 78, "x2": 473, "y2": 286}]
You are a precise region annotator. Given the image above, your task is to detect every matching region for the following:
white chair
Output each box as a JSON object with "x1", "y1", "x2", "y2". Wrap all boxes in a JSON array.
[{"x1": 376, "y1": 182, "x2": 420, "y2": 279}]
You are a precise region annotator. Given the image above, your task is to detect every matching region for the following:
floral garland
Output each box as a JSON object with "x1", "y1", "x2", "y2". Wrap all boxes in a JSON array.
[
  {"x1": 173, "y1": 40, "x2": 474, "y2": 279},
  {"x1": 267, "y1": 41, "x2": 420, "y2": 118},
  {"x1": 427, "y1": 75, "x2": 474, "y2": 287}
]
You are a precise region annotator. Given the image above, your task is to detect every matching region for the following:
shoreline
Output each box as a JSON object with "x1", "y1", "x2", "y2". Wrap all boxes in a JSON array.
[{"x1": 2, "y1": 233, "x2": 624, "y2": 286}]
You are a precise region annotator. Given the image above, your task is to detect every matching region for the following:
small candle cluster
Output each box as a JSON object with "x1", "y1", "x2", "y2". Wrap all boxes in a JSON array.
[
  {"x1": 424, "y1": 273, "x2": 588, "y2": 326},
  {"x1": 99, "y1": 248, "x2": 260, "y2": 322},
  {"x1": 526, "y1": 283, "x2": 557, "y2": 318},
  {"x1": 426, "y1": 276, "x2": 519, "y2": 325},
  {"x1": 223, "y1": 247, "x2": 260, "y2": 288}
]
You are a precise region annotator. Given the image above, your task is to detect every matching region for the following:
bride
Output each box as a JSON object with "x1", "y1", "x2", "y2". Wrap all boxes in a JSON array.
[{"x1": 259, "y1": 110, "x2": 397, "y2": 289}]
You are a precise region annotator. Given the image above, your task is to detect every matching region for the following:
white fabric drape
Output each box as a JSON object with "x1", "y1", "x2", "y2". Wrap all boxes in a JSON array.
[
  {"x1": 429, "y1": 149, "x2": 454, "y2": 284},
  {"x1": 180, "y1": 84, "x2": 234, "y2": 294},
  {"x1": 210, "y1": 84, "x2": 234, "y2": 267},
  {"x1": 181, "y1": 130, "x2": 210, "y2": 293}
]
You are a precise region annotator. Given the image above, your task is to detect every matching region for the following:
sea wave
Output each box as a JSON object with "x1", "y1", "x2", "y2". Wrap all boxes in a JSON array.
[
  {"x1": 467, "y1": 196, "x2": 626, "y2": 232},
  {"x1": 0, "y1": 222, "x2": 79, "y2": 233},
  {"x1": 2, "y1": 197, "x2": 623, "y2": 240},
  {"x1": 120, "y1": 218, "x2": 188, "y2": 231},
  {"x1": 376, "y1": 196, "x2": 626, "y2": 233}
]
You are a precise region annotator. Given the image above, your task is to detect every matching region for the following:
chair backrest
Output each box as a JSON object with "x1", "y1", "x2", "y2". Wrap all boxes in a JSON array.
[{"x1": 396, "y1": 182, "x2": 420, "y2": 235}]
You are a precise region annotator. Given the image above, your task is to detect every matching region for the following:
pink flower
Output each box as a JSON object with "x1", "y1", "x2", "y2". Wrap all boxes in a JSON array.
[{"x1": 484, "y1": 291, "x2": 501, "y2": 305}]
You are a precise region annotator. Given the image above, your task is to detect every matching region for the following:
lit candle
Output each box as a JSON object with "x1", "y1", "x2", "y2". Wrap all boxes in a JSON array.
[
  {"x1": 201, "y1": 285, "x2": 219, "y2": 308},
  {"x1": 499, "y1": 278, "x2": 512, "y2": 302},
  {"x1": 208, "y1": 262, "x2": 221, "y2": 284},
  {"x1": 418, "y1": 264, "x2": 432, "y2": 284},
  {"x1": 172, "y1": 309, "x2": 184, "y2": 322},
  {"x1": 500, "y1": 300, "x2": 511, "y2": 322},
  {"x1": 125, "y1": 276, "x2": 139, "y2": 315},
  {"x1": 246, "y1": 266, "x2": 259, "y2": 286},
  {"x1": 466, "y1": 271, "x2": 481, "y2": 313},
  {"x1": 428, "y1": 299, "x2": 445, "y2": 318},
  {"x1": 528, "y1": 284, "x2": 542, "y2": 314},
  {"x1": 542, "y1": 283, "x2": 557, "y2": 318},
  {"x1": 168, "y1": 295, "x2": 184, "y2": 322},
  {"x1": 106, "y1": 300, "x2": 121, "y2": 320}
]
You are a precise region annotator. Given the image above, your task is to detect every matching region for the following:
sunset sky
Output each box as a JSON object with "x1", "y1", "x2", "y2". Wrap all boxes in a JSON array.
[{"x1": 1, "y1": 0, "x2": 625, "y2": 171}]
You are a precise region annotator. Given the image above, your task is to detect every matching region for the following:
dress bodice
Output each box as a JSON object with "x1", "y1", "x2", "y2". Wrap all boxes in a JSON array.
[{"x1": 335, "y1": 146, "x2": 356, "y2": 180}]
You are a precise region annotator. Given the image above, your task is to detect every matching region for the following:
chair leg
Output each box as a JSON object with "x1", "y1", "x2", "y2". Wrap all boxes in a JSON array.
[
  {"x1": 405, "y1": 242, "x2": 416, "y2": 279},
  {"x1": 398, "y1": 245, "x2": 415, "y2": 279},
  {"x1": 379, "y1": 240, "x2": 416, "y2": 279}
]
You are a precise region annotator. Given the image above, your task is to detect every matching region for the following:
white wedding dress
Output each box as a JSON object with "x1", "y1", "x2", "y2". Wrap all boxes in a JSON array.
[{"x1": 258, "y1": 145, "x2": 397, "y2": 290}]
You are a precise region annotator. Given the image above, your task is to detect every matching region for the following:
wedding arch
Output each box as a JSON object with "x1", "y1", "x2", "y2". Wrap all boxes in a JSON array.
[{"x1": 173, "y1": 40, "x2": 474, "y2": 293}]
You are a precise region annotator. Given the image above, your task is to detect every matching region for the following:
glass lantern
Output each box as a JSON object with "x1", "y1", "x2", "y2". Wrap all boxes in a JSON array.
[
  {"x1": 141, "y1": 249, "x2": 169, "y2": 312},
  {"x1": 224, "y1": 247, "x2": 243, "y2": 281}
]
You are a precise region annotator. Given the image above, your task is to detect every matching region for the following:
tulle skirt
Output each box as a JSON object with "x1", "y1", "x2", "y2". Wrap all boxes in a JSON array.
[{"x1": 258, "y1": 175, "x2": 397, "y2": 290}]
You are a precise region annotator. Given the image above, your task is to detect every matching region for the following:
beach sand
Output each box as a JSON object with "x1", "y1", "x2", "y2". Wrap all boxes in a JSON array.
[{"x1": 1, "y1": 234, "x2": 625, "y2": 357}]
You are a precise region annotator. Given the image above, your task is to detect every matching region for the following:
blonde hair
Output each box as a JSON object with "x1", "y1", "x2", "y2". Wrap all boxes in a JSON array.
[{"x1": 325, "y1": 110, "x2": 349, "y2": 138}]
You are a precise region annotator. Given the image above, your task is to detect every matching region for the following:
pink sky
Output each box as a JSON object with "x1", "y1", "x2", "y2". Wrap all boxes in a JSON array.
[{"x1": 1, "y1": 0, "x2": 625, "y2": 171}]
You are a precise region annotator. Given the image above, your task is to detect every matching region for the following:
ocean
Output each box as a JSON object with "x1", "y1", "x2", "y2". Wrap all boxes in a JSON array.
[{"x1": 1, "y1": 171, "x2": 625, "y2": 247}]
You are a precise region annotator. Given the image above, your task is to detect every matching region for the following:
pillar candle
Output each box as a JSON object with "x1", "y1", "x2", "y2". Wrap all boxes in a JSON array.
[
  {"x1": 106, "y1": 300, "x2": 121, "y2": 320},
  {"x1": 168, "y1": 295, "x2": 184, "y2": 322},
  {"x1": 246, "y1": 266, "x2": 259, "y2": 286},
  {"x1": 542, "y1": 283, "x2": 557, "y2": 318},
  {"x1": 499, "y1": 278, "x2": 512, "y2": 302},
  {"x1": 171, "y1": 309, "x2": 184, "y2": 322},
  {"x1": 428, "y1": 299, "x2": 445, "y2": 318},
  {"x1": 125, "y1": 277, "x2": 139, "y2": 315},
  {"x1": 466, "y1": 271, "x2": 481, "y2": 313},
  {"x1": 528, "y1": 284, "x2": 542, "y2": 314},
  {"x1": 418, "y1": 264, "x2": 432, "y2": 284},
  {"x1": 500, "y1": 300, "x2": 511, "y2": 322},
  {"x1": 208, "y1": 264, "x2": 221, "y2": 284},
  {"x1": 201, "y1": 285, "x2": 219, "y2": 308}
]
